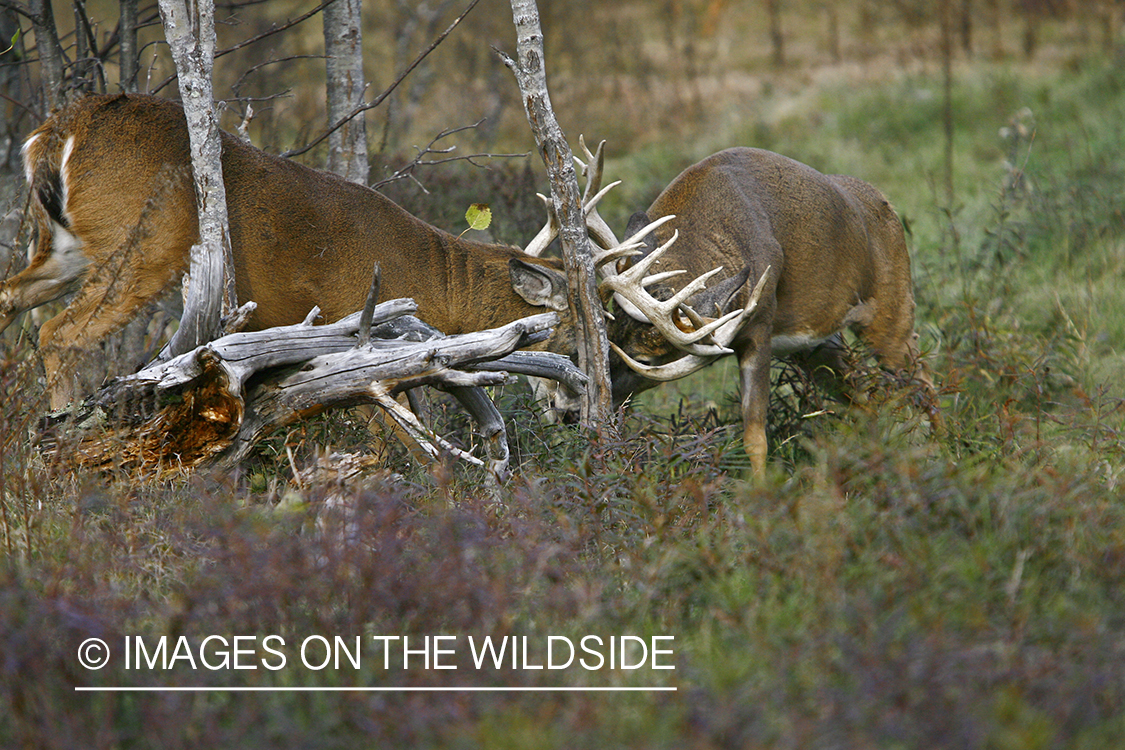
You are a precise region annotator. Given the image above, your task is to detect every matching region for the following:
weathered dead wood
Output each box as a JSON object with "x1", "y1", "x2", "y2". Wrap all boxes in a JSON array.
[
  {"x1": 47, "y1": 300, "x2": 583, "y2": 482},
  {"x1": 157, "y1": 0, "x2": 238, "y2": 358},
  {"x1": 500, "y1": 0, "x2": 614, "y2": 428}
]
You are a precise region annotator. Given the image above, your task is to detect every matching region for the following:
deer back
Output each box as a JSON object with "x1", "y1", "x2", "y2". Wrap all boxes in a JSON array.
[
  {"x1": 4, "y1": 94, "x2": 572, "y2": 354},
  {"x1": 629, "y1": 147, "x2": 914, "y2": 352}
]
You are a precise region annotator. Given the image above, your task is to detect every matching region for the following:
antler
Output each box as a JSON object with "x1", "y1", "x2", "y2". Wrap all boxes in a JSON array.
[
  {"x1": 574, "y1": 135, "x2": 622, "y2": 250},
  {"x1": 517, "y1": 137, "x2": 769, "y2": 369},
  {"x1": 523, "y1": 135, "x2": 621, "y2": 257},
  {"x1": 597, "y1": 214, "x2": 769, "y2": 357},
  {"x1": 608, "y1": 265, "x2": 772, "y2": 381}
]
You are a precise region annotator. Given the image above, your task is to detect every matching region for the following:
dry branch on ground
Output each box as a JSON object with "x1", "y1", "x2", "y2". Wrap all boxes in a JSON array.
[{"x1": 44, "y1": 299, "x2": 584, "y2": 482}]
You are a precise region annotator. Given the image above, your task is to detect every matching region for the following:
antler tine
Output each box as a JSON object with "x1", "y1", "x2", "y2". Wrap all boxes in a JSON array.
[
  {"x1": 667, "y1": 264, "x2": 772, "y2": 351},
  {"x1": 525, "y1": 138, "x2": 621, "y2": 255},
  {"x1": 606, "y1": 227, "x2": 680, "y2": 286},
  {"x1": 641, "y1": 269, "x2": 687, "y2": 287},
  {"x1": 575, "y1": 136, "x2": 622, "y2": 249},
  {"x1": 601, "y1": 214, "x2": 679, "y2": 281},
  {"x1": 592, "y1": 242, "x2": 643, "y2": 270},
  {"x1": 664, "y1": 265, "x2": 724, "y2": 310},
  {"x1": 622, "y1": 214, "x2": 677, "y2": 252},
  {"x1": 584, "y1": 180, "x2": 619, "y2": 215},
  {"x1": 576, "y1": 134, "x2": 606, "y2": 204},
  {"x1": 583, "y1": 179, "x2": 622, "y2": 250},
  {"x1": 523, "y1": 193, "x2": 558, "y2": 257},
  {"x1": 608, "y1": 268, "x2": 773, "y2": 381},
  {"x1": 708, "y1": 264, "x2": 772, "y2": 347},
  {"x1": 671, "y1": 264, "x2": 772, "y2": 348},
  {"x1": 600, "y1": 229, "x2": 734, "y2": 356}
]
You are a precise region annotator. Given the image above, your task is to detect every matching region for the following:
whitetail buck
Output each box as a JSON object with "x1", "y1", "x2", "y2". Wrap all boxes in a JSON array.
[
  {"x1": 0, "y1": 93, "x2": 607, "y2": 409},
  {"x1": 598, "y1": 147, "x2": 934, "y2": 475}
]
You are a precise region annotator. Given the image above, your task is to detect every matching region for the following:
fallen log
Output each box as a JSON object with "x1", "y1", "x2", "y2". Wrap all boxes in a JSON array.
[{"x1": 46, "y1": 298, "x2": 585, "y2": 482}]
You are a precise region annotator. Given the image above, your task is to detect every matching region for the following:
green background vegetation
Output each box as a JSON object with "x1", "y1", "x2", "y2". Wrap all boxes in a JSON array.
[{"x1": 2, "y1": 1, "x2": 1124, "y2": 746}]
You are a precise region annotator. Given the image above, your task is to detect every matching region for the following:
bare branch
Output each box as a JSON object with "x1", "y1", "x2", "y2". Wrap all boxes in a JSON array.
[
  {"x1": 49, "y1": 302, "x2": 579, "y2": 484},
  {"x1": 152, "y1": 0, "x2": 337, "y2": 94},
  {"x1": 282, "y1": 0, "x2": 481, "y2": 160},
  {"x1": 355, "y1": 263, "x2": 381, "y2": 347},
  {"x1": 370, "y1": 119, "x2": 527, "y2": 191}
]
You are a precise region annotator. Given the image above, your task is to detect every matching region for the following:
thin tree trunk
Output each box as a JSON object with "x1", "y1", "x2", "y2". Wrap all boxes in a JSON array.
[
  {"x1": 941, "y1": 0, "x2": 955, "y2": 209},
  {"x1": 501, "y1": 0, "x2": 613, "y2": 428},
  {"x1": 1, "y1": 6, "x2": 25, "y2": 169},
  {"x1": 157, "y1": 0, "x2": 239, "y2": 358},
  {"x1": 323, "y1": 0, "x2": 369, "y2": 184},
  {"x1": 28, "y1": 0, "x2": 65, "y2": 109},
  {"x1": 120, "y1": 0, "x2": 140, "y2": 92}
]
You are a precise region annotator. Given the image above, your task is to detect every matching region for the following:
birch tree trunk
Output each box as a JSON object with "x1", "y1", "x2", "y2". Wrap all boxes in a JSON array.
[
  {"x1": 501, "y1": 0, "x2": 613, "y2": 428},
  {"x1": 157, "y1": 0, "x2": 240, "y2": 359},
  {"x1": 323, "y1": 0, "x2": 369, "y2": 184}
]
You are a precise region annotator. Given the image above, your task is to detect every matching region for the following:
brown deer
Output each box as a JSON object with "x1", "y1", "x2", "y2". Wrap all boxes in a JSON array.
[
  {"x1": 0, "y1": 93, "x2": 599, "y2": 409},
  {"x1": 598, "y1": 147, "x2": 934, "y2": 475}
]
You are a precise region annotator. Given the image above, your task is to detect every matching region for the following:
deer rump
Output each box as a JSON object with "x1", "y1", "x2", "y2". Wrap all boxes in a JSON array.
[{"x1": 606, "y1": 147, "x2": 928, "y2": 473}]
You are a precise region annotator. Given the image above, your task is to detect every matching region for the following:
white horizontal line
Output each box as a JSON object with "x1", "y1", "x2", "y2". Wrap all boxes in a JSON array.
[{"x1": 75, "y1": 686, "x2": 676, "y2": 693}]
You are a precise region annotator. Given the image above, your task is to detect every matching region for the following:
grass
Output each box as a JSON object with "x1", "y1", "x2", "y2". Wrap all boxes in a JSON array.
[{"x1": 2, "y1": 6, "x2": 1125, "y2": 748}]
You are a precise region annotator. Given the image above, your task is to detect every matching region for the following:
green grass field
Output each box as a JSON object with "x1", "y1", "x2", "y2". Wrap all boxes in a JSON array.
[{"x1": 2, "y1": 4, "x2": 1124, "y2": 748}]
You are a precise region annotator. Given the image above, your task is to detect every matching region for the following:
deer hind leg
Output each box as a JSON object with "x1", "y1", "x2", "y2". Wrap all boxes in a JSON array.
[{"x1": 38, "y1": 253, "x2": 181, "y2": 409}]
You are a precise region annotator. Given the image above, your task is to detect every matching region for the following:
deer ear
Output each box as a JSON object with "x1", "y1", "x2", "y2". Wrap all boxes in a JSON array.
[{"x1": 509, "y1": 258, "x2": 569, "y2": 312}]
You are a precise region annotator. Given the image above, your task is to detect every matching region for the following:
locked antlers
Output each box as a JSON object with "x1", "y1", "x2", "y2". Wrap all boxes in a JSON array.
[
  {"x1": 598, "y1": 216, "x2": 771, "y2": 378},
  {"x1": 523, "y1": 136, "x2": 769, "y2": 379}
]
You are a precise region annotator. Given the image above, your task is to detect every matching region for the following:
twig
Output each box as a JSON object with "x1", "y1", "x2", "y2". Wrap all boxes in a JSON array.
[
  {"x1": 152, "y1": 0, "x2": 338, "y2": 94},
  {"x1": 371, "y1": 119, "x2": 527, "y2": 190},
  {"x1": 282, "y1": 0, "x2": 481, "y2": 159},
  {"x1": 230, "y1": 53, "x2": 326, "y2": 100},
  {"x1": 216, "y1": 0, "x2": 338, "y2": 58}
]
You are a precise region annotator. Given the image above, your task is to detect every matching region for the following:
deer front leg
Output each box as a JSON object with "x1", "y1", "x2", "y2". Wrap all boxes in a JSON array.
[{"x1": 738, "y1": 340, "x2": 773, "y2": 476}]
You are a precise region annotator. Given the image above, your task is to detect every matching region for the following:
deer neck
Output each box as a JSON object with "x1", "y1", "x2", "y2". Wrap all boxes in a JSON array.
[{"x1": 410, "y1": 222, "x2": 557, "y2": 337}]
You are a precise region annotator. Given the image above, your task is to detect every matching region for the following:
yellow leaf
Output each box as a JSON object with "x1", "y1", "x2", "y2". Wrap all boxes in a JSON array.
[{"x1": 465, "y1": 203, "x2": 492, "y2": 232}]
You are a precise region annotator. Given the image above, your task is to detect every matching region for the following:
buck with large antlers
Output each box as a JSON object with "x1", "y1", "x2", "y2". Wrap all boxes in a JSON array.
[
  {"x1": 598, "y1": 147, "x2": 933, "y2": 475},
  {"x1": 0, "y1": 93, "x2": 618, "y2": 408}
]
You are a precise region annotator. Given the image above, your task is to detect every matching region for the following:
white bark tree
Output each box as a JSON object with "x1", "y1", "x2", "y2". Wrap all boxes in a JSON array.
[
  {"x1": 157, "y1": 0, "x2": 242, "y2": 359},
  {"x1": 500, "y1": 0, "x2": 613, "y2": 428},
  {"x1": 323, "y1": 0, "x2": 369, "y2": 184}
]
